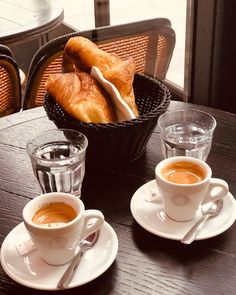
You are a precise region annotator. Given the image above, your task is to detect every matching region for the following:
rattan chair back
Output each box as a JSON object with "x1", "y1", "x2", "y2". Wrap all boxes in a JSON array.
[
  {"x1": 23, "y1": 18, "x2": 175, "y2": 110},
  {"x1": 0, "y1": 45, "x2": 21, "y2": 117}
]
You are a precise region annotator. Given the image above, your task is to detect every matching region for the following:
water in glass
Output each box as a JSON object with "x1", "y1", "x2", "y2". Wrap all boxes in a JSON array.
[
  {"x1": 162, "y1": 123, "x2": 213, "y2": 161},
  {"x1": 31, "y1": 141, "x2": 85, "y2": 196}
]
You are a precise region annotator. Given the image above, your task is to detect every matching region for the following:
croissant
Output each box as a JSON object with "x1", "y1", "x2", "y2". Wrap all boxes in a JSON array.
[
  {"x1": 64, "y1": 36, "x2": 139, "y2": 117},
  {"x1": 45, "y1": 72, "x2": 117, "y2": 123}
]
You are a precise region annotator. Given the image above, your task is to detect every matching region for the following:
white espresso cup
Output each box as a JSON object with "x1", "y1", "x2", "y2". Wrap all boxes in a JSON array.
[
  {"x1": 23, "y1": 192, "x2": 104, "y2": 265},
  {"x1": 155, "y1": 156, "x2": 229, "y2": 222}
]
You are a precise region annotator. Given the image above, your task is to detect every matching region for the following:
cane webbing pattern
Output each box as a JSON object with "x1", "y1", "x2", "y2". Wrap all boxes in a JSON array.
[{"x1": 24, "y1": 18, "x2": 175, "y2": 110}]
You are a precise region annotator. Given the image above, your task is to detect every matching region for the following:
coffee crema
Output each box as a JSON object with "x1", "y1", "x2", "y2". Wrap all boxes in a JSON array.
[
  {"x1": 32, "y1": 202, "x2": 77, "y2": 226},
  {"x1": 161, "y1": 161, "x2": 205, "y2": 184}
]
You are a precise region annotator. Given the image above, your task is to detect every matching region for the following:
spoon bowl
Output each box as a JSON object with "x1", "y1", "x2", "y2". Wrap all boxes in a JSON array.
[
  {"x1": 181, "y1": 199, "x2": 224, "y2": 244},
  {"x1": 202, "y1": 199, "x2": 224, "y2": 216}
]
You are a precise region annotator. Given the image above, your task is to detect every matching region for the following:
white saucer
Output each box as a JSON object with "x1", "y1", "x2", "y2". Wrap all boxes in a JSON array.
[
  {"x1": 130, "y1": 180, "x2": 236, "y2": 241},
  {"x1": 0, "y1": 221, "x2": 118, "y2": 290}
]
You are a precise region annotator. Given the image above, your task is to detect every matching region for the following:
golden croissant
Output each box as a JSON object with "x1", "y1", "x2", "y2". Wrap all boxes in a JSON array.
[
  {"x1": 46, "y1": 72, "x2": 116, "y2": 123},
  {"x1": 65, "y1": 36, "x2": 139, "y2": 117}
]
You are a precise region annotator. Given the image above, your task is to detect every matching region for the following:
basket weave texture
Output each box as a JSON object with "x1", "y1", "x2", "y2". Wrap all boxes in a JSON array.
[{"x1": 44, "y1": 74, "x2": 171, "y2": 169}]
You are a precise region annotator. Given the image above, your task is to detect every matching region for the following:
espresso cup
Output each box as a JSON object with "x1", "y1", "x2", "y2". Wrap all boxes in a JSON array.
[
  {"x1": 155, "y1": 156, "x2": 229, "y2": 222},
  {"x1": 23, "y1": 192, "x2": 104, "y2": 265}
]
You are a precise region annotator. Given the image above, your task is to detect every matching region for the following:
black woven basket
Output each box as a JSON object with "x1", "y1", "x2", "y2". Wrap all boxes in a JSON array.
[{"x1": 44, "y1": 74, "x2": 171, "y2": 169}]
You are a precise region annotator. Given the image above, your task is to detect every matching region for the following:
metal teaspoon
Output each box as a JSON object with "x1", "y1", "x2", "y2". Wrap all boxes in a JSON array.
[
  {"x1": 57, "y1": 230, "x2": 100, "y2": 289},
  {"x1": 181, "y1": 199, "x2": 224, "y2": 244}
]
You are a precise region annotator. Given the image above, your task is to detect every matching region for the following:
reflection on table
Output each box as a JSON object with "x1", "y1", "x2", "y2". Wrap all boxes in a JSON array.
[{"x1": 0, "y1": 0, "x2": 64, "y2": 45}]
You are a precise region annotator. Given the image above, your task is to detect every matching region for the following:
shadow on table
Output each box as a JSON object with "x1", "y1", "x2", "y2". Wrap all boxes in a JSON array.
[{"x1": 131, "y1": 220, "x2": 229, "y2": 264}]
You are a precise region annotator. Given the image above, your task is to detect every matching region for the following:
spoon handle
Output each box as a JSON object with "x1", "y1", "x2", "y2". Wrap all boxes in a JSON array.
[
  {"x1": 57, "y1": 248, "x2": 84, "y2": 289},
  {"x1": 181, "y1": 215, "x2": 209, "y2": 244}
]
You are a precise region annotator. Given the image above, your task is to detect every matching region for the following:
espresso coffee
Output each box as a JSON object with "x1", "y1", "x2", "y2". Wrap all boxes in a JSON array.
[
  {"x1": 32, "y1": 202, "x2": 77, "y2": 226},
  {"x1": 161, "y1": 161, "x2": 205, "y2": 184}
]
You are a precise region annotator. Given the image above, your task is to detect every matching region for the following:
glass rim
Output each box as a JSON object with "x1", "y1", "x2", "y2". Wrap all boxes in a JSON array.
[
  {"x1": 26, "y1": 128, "x2": 88, "y2": 163},
  {"x1": 158, "y1": 108, "x2": 217, "y2": 134}
]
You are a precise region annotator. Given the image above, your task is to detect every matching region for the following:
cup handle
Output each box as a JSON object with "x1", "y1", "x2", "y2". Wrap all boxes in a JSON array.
[
  {"x1": 81, "y1": 209, "x2": 104, "y2": 240},
  {"x1": 202, "y1": 178, "x2": 229, "y2": 204}
]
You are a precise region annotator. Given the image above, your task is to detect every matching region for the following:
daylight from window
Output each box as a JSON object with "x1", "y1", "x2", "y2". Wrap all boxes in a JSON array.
[{"x1": 63, "y1": 0, "x2": 187, "y2": 88}]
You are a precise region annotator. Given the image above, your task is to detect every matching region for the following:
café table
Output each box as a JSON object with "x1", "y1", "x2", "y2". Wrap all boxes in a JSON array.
[
  {"x1": 0, "y1": 101, "x2": 236, "y2": 295},
  {"x1": 0, "y1": 0, "x2": 64, "y2": 45}
]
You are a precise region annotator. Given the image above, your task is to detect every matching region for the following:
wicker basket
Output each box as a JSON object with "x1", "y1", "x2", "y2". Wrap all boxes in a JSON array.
[{"x1": 44, "y1": 74, "x2": 171, "y2": 169}]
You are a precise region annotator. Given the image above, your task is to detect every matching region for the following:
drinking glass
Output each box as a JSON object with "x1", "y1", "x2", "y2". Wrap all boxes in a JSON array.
[
  {"x1": 27, "y1": 129, "x2": 88, "y2": 197},
  {"x1": 158, "y1": 109, "x2": 216, "y2": 161}
]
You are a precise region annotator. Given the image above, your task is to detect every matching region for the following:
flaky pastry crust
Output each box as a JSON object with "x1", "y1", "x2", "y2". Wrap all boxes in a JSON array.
[
  {"x1": 65, "y1": 36, "x2": 139, "y2": 117},
  {"x1": 46, "y1": 72, "x2": 116, "y2": 123}
]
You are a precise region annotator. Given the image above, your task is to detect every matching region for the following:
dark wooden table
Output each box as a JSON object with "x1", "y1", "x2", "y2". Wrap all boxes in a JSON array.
[
  {"x1": 0, "y1": 101, "x2": 236, "y2": 295},
  {"x1": 0, "y1": 0, "x2": 64, "y2": 45}
]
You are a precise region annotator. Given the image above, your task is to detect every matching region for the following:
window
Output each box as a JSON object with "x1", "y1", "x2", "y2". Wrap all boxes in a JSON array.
[{"x1": 63, "y1": 0, "x2": 188, "y2": 96}]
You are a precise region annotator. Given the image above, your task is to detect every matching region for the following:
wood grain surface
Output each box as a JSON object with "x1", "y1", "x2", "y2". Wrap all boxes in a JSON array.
[{"x1": 0, "y1": 101, "x2": 236, "y2": 295}]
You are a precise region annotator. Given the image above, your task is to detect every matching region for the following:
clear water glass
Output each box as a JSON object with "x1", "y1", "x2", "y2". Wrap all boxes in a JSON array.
[
  {"x1": 27, "y1": 129, "x2": 88, "y2": 197},
  {"x1": 158, "y1": 109, "x2": 216, "y2": 161}
]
